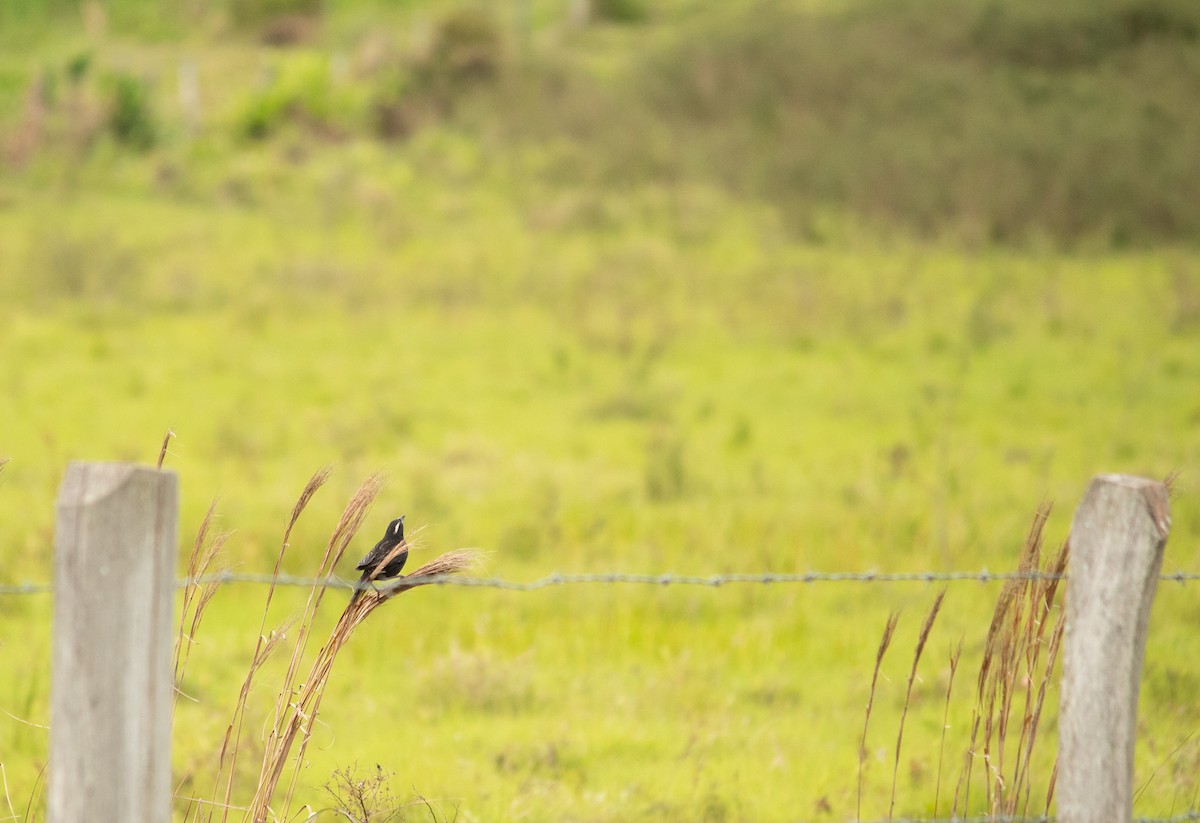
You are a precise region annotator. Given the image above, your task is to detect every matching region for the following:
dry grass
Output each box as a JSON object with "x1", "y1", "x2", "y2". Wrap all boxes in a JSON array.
[
  {"x1": 248, "y1": 470, "x2": 384, "y2": 821},
  {"x1": 171, "y1": 466, "x2": 479, "y2": 823},
  {"x1": 952, "y1": 503, "x2": 1069, "y2": 818},
  {"x1": 174, "y1": 498, "x2": 231, "y2": 701},
  {"x1": 245, "y1": 487, "x2": 478, "y2": 822},
  {"x1": 890, "y1": 589, "x2": 947, "y2": 820},
  {"x1": 934, "y1": 640, "x2": 963, "y2": 818},
  {"x1": 857, "y1": 502, "x2": 1071, "y2": 819},
  {"x1": 859, "y1": 610, "x2": 899, "y2": 822},
  {"x1": 199, "y1": 465, "x2": 336, "y2": 822},
  {"x1": 157, "y1": 429, "x2": 175, "y2": 469}
]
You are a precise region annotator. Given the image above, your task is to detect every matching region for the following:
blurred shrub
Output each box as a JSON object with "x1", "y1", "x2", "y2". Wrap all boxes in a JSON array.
[
  {"x1": 259, "y1": 14, "x2": 320, "y2": 47},
  {"x1": 610, "y1": 0, "x2": 1200, "y2": 246},
  {"x1": 228, "y1": 0, "x2": 322, "y2": 30},
  {"x1": 238, "y1": 82, "x2": 296, "y2": 140},
  {"x1": 973, "y1": 0, "x2": 1199, "y2": 69},
  {"x1": 65, "y1": 52, "x2": 91, "y2": 85},
  {"x1": 370, "y1": 70, "x2": 430, "y2": 140},
  {"x1": 106, "y1": 71, "x2": 156, "y2": 150},
  {"x1": 592, "y1": 0, "x2": 648, "y2": 24},
  {"x1": 370, "y1": 9, "x2": 504, "y2": 138},
  {"x1": 426, "y1": 8, "x2": 504, "y2": 85},
  {"x1": 236, "y1": 60, "x2": 349, "y2": 140},
  {"x1": 8, "y1": 0, "x2": 1200, "y2": 247},
  {"x1": 227, "y1": 0, "x2": 323, "y2": 46}
]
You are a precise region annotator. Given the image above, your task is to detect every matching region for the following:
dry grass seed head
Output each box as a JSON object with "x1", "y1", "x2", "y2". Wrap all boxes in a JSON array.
[
  {"x1": 341, "y1": 548, "x2": 484, "y2": 634},
  {"x1": 977, "y1": 580, "x2": 1018, "y2": 696},
  {"x1": 890, "y1": 591, "x2": 948, "y2": 819},
  {"x1": 189, "y1": 579, "x2": 223, "y2": 636},
  {"x1": 397, "y1": 548, "x2": 480, "y2": 586},
  {"x1": 1014, "y1": 607, "x2": 1067, "y2": 818},
  {"x1": 977, "y1": 500, "x2": 1048, "y2": 698},
  {"x1": 284, "y1": 465, "x2": 332, "y2": 545},
  {"x1": 961, "y1": 506, "x2": 1070, "y2": 818},
  {"x1": 1163, "y1": 468, "x2": 1180, "y2": 494},
  {"x1": 187, "y1": 499, "x2": 220, "y2": 577},
  {"x1": 176, "y1": 504, "x2": 232, "y2": 692},
  {"x1": 934, "y1": 639, "x2": 965, "y2": 818},
  {"x1": 270, "y1": 472, "x2": 384, "y2": 738},
  {"x1": 215, "y1": 468, "x2": 337, "y2": 823},
  {"x1": 858, "y1": 609, "x2": 901, "y2": 821},
  {"x1": 157, "y1": 429, "x2": 174, "y2": 469},
  {"x1": 912, "y1": 589, "x2": 947, "y2": 674},
  {"x1": 1019, "y1": 503, "x2": 1051, "y2": 573},
  {"x1": 875, "y1": 611, "x2": 901, "y2": 668},
  {"x1": 326, "y1": 472, "x2": 385, "y2": 571},
  {"x1": 251, "y1": 539, "x2": 478, "y2": 822}
]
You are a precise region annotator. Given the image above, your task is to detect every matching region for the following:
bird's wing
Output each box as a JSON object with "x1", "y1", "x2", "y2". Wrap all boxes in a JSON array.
[{"x1": 355, "y1": 544, "x2": 378, "y2": 570}]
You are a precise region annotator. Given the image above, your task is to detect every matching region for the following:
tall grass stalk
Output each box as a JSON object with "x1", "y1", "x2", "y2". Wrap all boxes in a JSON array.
[
  {"x1": 189, "y1": 466, "x2": 479, "y2": 822},
  {"x1": 250, "y1": 471, "x2": 384, "y2": 821},
  {"x1": 889, "y1": 589, "x2": 946, "y2": 820},
  {"x1": 211, "y1": 465, "x2": 332, "y2": 821},
  {"x1": 157, "y1": 429, "x2": 175, "y2": 469},
  {"x1": 858, "y1": 610, "x2": 899, "y2": 822},
  {"x1": 249, "y1": 550, "x2": 478, "y2": 822},
  {"x1": 175, "y1": 498, "x2": 230, "y2": 701},
  {"x1": 1015, "y1": 539, "x2": 1069, "y2": 817},
  {"x1": 953, "y1": 503, "x2": 1067, "y2": 817},
  {"x1": 933, "y1": 639, "x2": 963, "y2": 818}
]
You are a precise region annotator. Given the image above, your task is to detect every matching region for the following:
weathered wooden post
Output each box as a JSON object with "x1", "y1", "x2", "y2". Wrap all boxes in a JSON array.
[
  {"x1": 50, "y1": 462, "x2": 178, "y2": 823},
  {"x1": 1059, "y1": 473, "x2": 1170, "y2": 823}
]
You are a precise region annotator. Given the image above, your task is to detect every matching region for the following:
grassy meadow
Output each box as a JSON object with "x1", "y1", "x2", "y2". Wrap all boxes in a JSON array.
[{"x1": 2, "y1": 0, "x2": 1200, "y2": 820}]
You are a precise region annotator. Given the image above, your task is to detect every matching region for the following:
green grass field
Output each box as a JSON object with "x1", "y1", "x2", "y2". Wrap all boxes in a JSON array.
[{"x1": 2, "y1": 0, "x2": 1200, "y2": 820}]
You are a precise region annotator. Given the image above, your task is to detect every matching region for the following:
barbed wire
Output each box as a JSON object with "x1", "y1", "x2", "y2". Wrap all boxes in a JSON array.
[
  {"x1": 1, "y1": 565, "x2": 1195, "y2": 823},
  {"x1": 2, "y1": 568, "x2": 1199, "y2": 596}
]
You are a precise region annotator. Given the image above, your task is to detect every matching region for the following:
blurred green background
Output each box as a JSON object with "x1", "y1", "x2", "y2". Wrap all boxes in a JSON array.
[{"x1": 1, "y1": 0, "x2": 1199, "y2": 820}]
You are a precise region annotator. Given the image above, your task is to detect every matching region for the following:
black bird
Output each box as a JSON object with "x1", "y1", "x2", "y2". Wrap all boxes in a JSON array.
[{"x1": 351, "y1": 515, "x2": 408, "y2": 600}]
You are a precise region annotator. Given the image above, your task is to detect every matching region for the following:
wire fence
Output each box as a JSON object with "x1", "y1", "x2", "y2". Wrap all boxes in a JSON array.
[
  {"x1": 3, "y1": 558, "x2": 1198, "y2": 823},
  {"x1": 6, "y1": 554, "x2": 1196, "y2": 820},
  {"x1": 1, "y1": 568, "x2": 1199, "y2": 596}
]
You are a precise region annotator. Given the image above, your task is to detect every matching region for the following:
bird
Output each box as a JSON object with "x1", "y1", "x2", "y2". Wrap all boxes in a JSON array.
[{"x1": 351, "y1": 515, "x2": 408, "y2": 601}]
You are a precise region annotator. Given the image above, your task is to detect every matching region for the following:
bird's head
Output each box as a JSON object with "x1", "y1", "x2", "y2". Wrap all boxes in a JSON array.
[{"x1": 386, "y1": 515, "x2": 405, "y2": 539}]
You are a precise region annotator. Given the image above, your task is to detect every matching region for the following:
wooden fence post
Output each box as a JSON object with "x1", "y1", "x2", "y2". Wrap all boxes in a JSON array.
[
  {"x1": 1059, "y1": 474, "x2": 1170, "y2": 823},
  {"x1": 49, "y1": 462, "x2": 178, "y2": 823}
]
